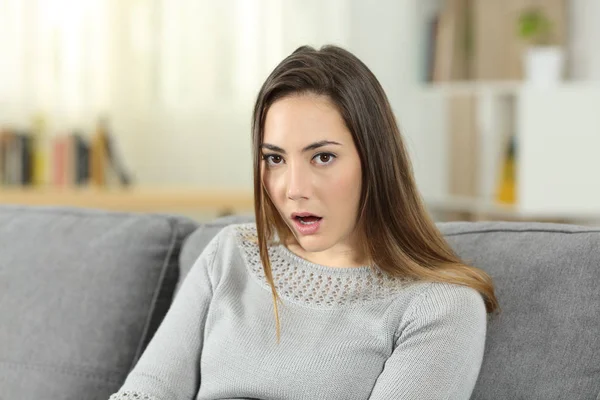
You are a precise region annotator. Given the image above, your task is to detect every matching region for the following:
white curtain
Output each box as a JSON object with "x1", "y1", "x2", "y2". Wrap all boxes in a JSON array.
[
  {"x1": 0, "y1": 0, "x2": 111, "y2": 130},
  {"x1": 0, "y1": 0, "x2": 349, "y2": 186}
]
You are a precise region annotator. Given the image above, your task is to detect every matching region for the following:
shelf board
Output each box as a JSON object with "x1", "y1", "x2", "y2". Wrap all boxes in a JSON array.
[
  {"x1": 425, "y1": 195, "x2": 600, "y2": 222},
  {"x1": 419, "y1": 81, "x2": 523, "y2": 96},
  {"x1": 0, "y1": 186, "x2": 255, "y2": 213},
  {"x1": 425, "y1": 196, "x2": 518, "y2": 217},
  {"x1": 3, "y1": 188, "x2": 598, "y2": 223}
]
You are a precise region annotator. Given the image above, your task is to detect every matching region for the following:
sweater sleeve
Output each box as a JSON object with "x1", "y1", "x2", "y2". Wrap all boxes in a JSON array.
[
  {"x1": 369, "y1": 283, "x2": 487, "y2": 400},
  {"x1": 108, "y1": 230, "x2": 222, "y2": 400}
]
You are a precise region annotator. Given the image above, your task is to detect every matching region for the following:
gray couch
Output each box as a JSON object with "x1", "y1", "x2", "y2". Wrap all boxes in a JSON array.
[{"x1": 0, "y1": 205, "x2": 598, "y2": 400}]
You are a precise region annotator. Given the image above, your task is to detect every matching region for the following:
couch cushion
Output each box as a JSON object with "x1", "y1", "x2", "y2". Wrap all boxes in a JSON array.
[
  {"x1": 439, "y1": 221, "x2": 600, "y2": 400},
  {"x1": 0, "y1": 205, "x2": 198, "y2": 400}
]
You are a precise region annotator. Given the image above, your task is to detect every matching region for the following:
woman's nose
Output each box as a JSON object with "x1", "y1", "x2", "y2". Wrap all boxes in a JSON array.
[{"x1": 286, "y1": 162, "x2": 310, "y2": 200}]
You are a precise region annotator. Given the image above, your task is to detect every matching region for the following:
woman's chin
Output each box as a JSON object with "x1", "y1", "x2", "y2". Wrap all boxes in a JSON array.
[{"x1": 293, "y1": 235, "x2": 333, "y2": 254}]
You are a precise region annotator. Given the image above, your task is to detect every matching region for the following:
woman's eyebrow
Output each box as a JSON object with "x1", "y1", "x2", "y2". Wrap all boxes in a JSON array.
[
  {"x1": 260, "y1": 140, "x2": 341, "y2": 154},
  {"x1": 301, "y1": 140, "x2": 341, "y2": 152},
  {"x1": 260, "y1": 143, "x2": 286, "y2": 154}
]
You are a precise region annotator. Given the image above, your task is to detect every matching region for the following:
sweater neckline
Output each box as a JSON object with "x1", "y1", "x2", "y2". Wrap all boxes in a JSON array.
[
  {"x1": 234, "y1": 223, "x2": 413, "y2": 309},
  {"x1": 276, "y1": 242, "x2": 377, "y2": 276}
]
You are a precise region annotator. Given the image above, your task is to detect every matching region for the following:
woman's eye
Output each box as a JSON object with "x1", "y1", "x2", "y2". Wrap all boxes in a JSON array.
[
  {"x1": 263, "y1": 154, "x2": 284, "y2": 166},
  {"x1": 313, "y1": 153, "x2": 336, "y2": 165}
]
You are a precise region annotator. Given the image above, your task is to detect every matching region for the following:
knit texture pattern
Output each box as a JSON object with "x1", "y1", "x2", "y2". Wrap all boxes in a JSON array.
[
  {"x1": 109, "y1": 391, "x2": 157, "y2": 400},
  {"x1": 109, "y1": 223, "x2": 487, "y2": 400},
  {"x1": 236, "y1": 223, "x2": 413, "y2": 308}
]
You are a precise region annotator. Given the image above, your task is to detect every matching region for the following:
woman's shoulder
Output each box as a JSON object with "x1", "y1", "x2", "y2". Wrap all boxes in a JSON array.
[
  {"x1": 211, "y1": 222, "x2": 257, "y2": 249},
  {"x1": 204, "y1": 222, "x2": 257, "y2": 247},
  {"x1": 403, "y1": 281, "x2": 487, "y2": 325},
  {"x1": 199, "y1": 222, "x2": 258, "y2": 264},
  {"x1": 228, "y1": 221, "x2": 258, "y2": 237}
]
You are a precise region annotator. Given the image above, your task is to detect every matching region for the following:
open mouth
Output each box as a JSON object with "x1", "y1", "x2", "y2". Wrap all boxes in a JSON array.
[
  {"x1": 291, "y1": 212, "x2": 323, "y2": 225},
  {"x1": 294, "y1": 215, "x2": 322, "y2": 225},
  {"x1": 291, "y1": 213, "x2": 323, "y2": 235}
]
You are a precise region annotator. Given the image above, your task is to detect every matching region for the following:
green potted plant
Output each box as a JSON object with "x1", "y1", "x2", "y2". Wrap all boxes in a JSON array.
[{"x1": 517, "y1": 7, "x2": 564, "y2": 85}]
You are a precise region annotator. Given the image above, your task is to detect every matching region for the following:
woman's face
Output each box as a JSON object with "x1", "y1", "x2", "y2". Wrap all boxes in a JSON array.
[{"x1": 261, "y1": 93, "x2": 363, "y2": 266}]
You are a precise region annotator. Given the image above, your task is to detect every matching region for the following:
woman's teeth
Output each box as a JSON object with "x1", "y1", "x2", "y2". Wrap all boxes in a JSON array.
[{"x1": 297, "y1": 216, "x2": 321, "y2": 224}]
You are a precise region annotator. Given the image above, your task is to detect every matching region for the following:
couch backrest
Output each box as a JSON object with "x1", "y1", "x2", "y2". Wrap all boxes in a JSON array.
[
  {"x1": 4, "y1": 206, "x2": 598, "y2": 400},
  {"x1": 0, "y1": 205, "x2": 198, "y2": 400},
  {"x1": 180, "y1": 218, "x2": 600, "y2": 400},
  {"x1": 439, "y1": 221, "x2": 600, "y2": 400}
]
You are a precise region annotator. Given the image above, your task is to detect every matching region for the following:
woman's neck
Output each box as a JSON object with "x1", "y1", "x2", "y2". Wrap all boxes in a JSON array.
[{"x1": 285, "y1": 240, "x2": 369, "y2": 269}]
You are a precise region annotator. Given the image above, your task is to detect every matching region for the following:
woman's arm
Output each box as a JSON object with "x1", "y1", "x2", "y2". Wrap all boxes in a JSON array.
[
  {"x1": 108, "y1": 230, "x2": 222, "y2": 400},
  {"x1": 369, "y1": 283, "x2": 487, "y2": 400}
]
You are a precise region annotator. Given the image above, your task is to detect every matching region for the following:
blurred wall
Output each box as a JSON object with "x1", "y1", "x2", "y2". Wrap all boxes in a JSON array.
[{"x1": 569, "y1": 0, "x2": 600, "y2": 80}]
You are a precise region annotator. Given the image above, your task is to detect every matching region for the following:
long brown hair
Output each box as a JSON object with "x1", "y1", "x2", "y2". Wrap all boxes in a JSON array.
[{"x1": 252, "y1": 45, "x2": 499, "y2": 341}]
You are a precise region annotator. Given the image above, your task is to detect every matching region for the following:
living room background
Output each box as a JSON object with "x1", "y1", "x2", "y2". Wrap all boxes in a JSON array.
[{"x1": 1, "y1": 0, "x2": 600, "y2": 224}]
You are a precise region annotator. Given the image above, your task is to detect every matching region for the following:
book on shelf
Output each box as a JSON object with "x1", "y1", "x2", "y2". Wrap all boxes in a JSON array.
[
  {"x1": 89, "y1": 123, "x2": 108, "y2": 187},
  {"x1": 0, "y1": 130, "x2": 31, "y2": 186},
  {"x1": 423, "y1": 11, "x2": 439, "y2": 83},
  {"x1": 448, "y1": 94, "x2": 478, "y2": 197},
  {"x1": 73, "y1": 133, "x2": 90, "y2": 186},
  {"x1": 0, "y1": 118, "x2": 133, "y2": 190},
  {"x1": 495, "y1": 134, "x2": 517, "y2": 205},
  {"x1": 89, "y1": 118, "x2": 133, "y2": 187},
  {"x1": 431, "y1": 0, "x2": 472, "y2": 82}
]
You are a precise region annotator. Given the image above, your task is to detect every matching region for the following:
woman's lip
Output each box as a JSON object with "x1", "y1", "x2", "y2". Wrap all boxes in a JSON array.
[
  {"x1": 292, "y1": 217, "x2": 322, "y2": 235},
  {"x1": 291, "y1": 212, "x2": 321, "y2": 218}
]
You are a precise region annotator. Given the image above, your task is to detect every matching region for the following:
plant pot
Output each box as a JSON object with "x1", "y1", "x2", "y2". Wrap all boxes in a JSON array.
[{"x1": 524, "y1": 46, "x2": 565, "y2": 85}]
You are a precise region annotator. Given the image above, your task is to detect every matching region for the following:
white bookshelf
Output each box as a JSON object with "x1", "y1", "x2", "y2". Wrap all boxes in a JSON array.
[
  {"x1": 418, "y1": 83, "x2": 600, "y2": 223},
  {"x1": 516, "y1": 86, "x2": 600, "y2": 217},
  {"x1": 411, "y1": 1, "x2": 600, "y2": 222}
]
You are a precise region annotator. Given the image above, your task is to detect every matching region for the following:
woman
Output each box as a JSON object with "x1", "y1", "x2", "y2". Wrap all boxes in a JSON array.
[{"x1": 110, "y1": 45, "x2": 499, "y2": 400}]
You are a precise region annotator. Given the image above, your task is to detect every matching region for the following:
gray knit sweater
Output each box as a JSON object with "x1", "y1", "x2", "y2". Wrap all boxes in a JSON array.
[{"x1": 109, "y1": 223, "x2": 487, "y2": 400}]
